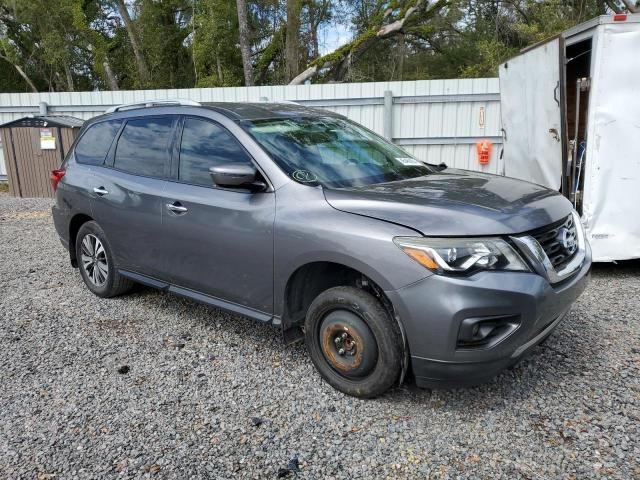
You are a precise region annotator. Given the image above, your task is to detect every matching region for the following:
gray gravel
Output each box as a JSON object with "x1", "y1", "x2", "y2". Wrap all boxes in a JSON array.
[{"x1": 0, "y1": 192, "x2": 638, "y2": 480}]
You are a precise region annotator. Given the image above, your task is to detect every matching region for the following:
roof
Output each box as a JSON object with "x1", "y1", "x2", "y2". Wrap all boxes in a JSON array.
[
  {"x1": 84, "y1": 101, "x2": 342, "y2": 127},
  {"x1": 517, "y1": 14, "x2": 640, "y2": 54},
  {"x1": 0, "y1": 115, "x2": 85, "y2": 129},
  {"x1": 563, "y1": 13, "x2": 640, "y2": 40},
  {"x1": 202, "y1": 102, "x2": 341, "y2": 121}
]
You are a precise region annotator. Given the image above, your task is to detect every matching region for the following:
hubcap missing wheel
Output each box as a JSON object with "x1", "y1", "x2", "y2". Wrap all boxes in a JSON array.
[
  {"x1": 334, "y1": 331, "x2": 357, "y2": 356},
  {"x1": 319, "y1": 310, "x2": 378, "y2": 378}
]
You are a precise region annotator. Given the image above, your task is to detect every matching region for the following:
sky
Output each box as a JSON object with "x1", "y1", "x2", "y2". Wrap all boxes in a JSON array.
[{"x1": 319, "y1": 22, "x2": 352, "y2": 55}]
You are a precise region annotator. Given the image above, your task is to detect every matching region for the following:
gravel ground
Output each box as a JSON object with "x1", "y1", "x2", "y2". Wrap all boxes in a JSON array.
[{"x1": 0, "y1": 192, "x2": 638, "y2": 480}]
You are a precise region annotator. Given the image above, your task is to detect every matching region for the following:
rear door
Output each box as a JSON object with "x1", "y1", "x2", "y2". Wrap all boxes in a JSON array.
[
  {"x1": 91, "y1": 115, "x2": 177, "y2": 278},
  {"x1": 499, "y1": 37, "x2": 565, "y2": 190}
]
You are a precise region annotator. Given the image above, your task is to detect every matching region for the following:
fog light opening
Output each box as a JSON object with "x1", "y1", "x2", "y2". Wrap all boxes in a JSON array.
[{"x1": 457, "y1": 315, "x2": 520, "y2": 349}]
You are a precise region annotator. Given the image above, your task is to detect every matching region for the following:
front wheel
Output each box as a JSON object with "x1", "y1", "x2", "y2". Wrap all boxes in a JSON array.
[
  {"x1": 304, "y1": 286, "x2": 404, "y2": 398},
  {"x1": 75, "y1": 221, "x2": 133, "y2": 298}
]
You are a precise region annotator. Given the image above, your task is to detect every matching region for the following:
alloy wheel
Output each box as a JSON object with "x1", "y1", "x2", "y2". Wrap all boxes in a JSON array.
[{"x1": 80, "y1": 234, "x2": 109, "y2": 287}]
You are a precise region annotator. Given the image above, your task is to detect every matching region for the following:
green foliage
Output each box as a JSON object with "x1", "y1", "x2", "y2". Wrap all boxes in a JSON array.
[
  {"x1": 0, "y1": 0, "x2": 621, "y2": 92},
  {"x1": 192, "y1": 0, "x2": 243, "y2": 87},
  {"x1": 0, "y1": 57, "x2": 25, "y2": 92},
  {"x1": 137, "y1": 0, "x2": 194, "y2": 88}
]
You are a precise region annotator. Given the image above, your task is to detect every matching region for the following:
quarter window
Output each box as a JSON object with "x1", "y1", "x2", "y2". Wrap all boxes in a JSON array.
[
  {"x1": 179, "y1": 118, "x2": 254, "y2": 187},
  {"x1": 114, "y1": 117, "x2": 174, "y2": 177},
  {"x1": 75, "y1": 120, "x2": 122, "y2": 165}
]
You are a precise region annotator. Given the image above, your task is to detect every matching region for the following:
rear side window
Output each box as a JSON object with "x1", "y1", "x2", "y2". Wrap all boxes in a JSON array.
[
  {"x1": 114, "y1": 117, "x2": 174, "y2": 177},
  {"x1": 75, "y1": 120, "x2": 122, "y2": 165},
  {"x1": 179, "y1": 118, "x2": 254, "y2": 187}
]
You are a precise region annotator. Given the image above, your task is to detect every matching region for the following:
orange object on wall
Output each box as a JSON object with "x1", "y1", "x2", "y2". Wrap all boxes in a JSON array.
[{"x1": 476, "y1": 140, "x2": 493, "y2": 165}]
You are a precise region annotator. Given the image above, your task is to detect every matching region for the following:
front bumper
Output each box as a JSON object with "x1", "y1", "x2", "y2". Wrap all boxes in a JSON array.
[{"x1": 386, "y1": 243, "x2": 592, "y2": 388}]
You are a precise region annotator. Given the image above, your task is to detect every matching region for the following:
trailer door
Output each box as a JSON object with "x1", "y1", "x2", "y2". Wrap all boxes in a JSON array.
[
  {"x1": 499, "y1": 38, "x2": 564, "y2": 190},
  {"x1": 583, "y1": 21, "x2": 640, "y2": 261}
]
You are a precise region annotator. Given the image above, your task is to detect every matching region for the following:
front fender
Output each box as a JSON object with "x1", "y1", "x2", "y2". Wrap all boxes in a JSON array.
[{"x1": 273, "y1": 183, "x2": 430, "y2": 318}]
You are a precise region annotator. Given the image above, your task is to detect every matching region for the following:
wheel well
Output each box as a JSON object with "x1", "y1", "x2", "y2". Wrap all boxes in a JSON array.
[
  {"x1": 68, "y1": 213, "x2": 93, "y2": 267},
  {"x1": 282, "y1": 261, "x2": 410, "y2": 382},
  {"x1": 283, "y1": 262, "x2": 390, "y2": 329}
]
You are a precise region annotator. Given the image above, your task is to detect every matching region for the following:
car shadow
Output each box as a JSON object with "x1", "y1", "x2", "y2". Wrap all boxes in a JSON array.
[{"x1": 114, "y1": 261, "x2": 624, "y2": 411}]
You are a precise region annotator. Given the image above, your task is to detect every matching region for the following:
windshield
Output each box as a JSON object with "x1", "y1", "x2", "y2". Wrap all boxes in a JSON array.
[{"x1": 244, "y1": 117, "x2": 432, "y2": 188}]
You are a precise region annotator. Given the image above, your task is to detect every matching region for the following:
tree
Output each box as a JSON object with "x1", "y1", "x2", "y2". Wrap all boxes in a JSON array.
[
  {"x1": 285, "y1": 0, "x2": 301, "y2": 81},
  {"x1": 236, "y1": 0, "x2": 254, "y2": 85},
  {"x1": 305, "y1": 0, "x2": 332, "y2": 59},
  {"x1": 290, "y1": 0, "x2": 448, "y2": 84},
  {"x1": 0, "y1": 3, "x2": 38, "y2": 93},
  {"x1": 113, "y1": 0, "x2": 150, "y2": 85},
  {"x1": 193, "y1": 0, "x2": 244, "y2": 87},
  {"x1": 0, "y1": 0, "x2": 634, "y2": 93},
  {"x1": 137, "y1": 0, "x2": 194, "y2": 88}
]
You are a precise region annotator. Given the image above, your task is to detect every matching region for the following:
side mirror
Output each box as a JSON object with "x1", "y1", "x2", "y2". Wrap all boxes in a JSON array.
[{"x1": 209, "y1": 164, "x2": 266, "y2": 191}]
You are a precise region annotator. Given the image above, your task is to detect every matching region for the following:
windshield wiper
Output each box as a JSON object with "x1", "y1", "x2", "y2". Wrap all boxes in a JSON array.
[{"x1": 425, "y1": 162, "x2": 447, "y2": 171}]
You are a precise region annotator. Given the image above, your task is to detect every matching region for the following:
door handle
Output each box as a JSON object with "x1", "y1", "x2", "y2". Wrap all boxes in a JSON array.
[
  {"x1": 166, "y1": 202, "x2": 188, "y2": 213},
  {"x1": 93, "y1": 186, "x2": 109, "y2": 196}
]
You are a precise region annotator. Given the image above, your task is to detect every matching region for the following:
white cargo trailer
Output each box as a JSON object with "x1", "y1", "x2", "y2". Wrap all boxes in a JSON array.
[{"x1": 499, "y1": 14, "x2": 640, "y2": 262}]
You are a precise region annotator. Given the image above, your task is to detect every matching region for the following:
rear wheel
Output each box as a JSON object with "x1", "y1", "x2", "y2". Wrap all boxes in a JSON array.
[
  {"x1": 304, "y1": 286, "x2": 403, "y2": 398},
  {"x1": 76, "y1": 221, "x2": 133, "y2": 298}
]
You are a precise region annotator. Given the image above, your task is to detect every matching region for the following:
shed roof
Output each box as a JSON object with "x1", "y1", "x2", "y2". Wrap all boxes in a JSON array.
[{"x1": 0, "y1": 115, "x2": 84, "y2": 129}]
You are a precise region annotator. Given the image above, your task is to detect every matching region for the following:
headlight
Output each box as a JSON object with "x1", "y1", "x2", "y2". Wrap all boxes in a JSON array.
[{"x1": 393, "y1": 237, "x2": 530, "y2": 274}]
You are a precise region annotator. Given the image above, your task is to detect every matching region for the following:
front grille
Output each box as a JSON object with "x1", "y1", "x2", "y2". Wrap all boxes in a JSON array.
[{"x1": 530, "y1": 215, "x2": 579, "y2": 269}]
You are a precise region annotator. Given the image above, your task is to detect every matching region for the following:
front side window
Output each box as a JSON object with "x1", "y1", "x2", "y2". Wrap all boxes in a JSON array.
[
  {"x1": 75, "y1": 120, "x2": 122, "y2": 165},
  {"x1": 178, "y1": 118, "x2": 254, "y2": 187},
  {"x1": 245, "y1": 117, "x2": 432, "y2": 188},
  {"x1": 114, "y1": 117, "x2": 174, "y2": 177}
]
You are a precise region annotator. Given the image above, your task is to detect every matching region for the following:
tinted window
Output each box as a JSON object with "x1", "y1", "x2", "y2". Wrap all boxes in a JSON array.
[
  {"x1": 114, "y1": 117, "x2": 174, "y2": 177},
  {"x1": 179, "y1": 118, "x2": 253, "y2": 187},
  {"x1": 246, "y1": 117, "x2": 432, "y2": 188},
  {"x1": 75, "y1": 120, "x2": 122, "y2": 165}
]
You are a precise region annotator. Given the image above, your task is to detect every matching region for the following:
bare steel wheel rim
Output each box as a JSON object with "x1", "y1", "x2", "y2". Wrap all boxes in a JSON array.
[
  {"x1": 80, "y1": 234, "x2": 108, "y2": 287},
  {"x1": 319, "y1": 310, "x2": 378, "y2": 379}
]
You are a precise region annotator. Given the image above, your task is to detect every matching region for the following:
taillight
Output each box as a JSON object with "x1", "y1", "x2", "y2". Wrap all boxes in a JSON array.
[
  {"x1": 613, "y1": 14, "x2": 627, "y2": 21},
  {"x1": 50, "y1": 168, "x2": 66, "y2": 192}
]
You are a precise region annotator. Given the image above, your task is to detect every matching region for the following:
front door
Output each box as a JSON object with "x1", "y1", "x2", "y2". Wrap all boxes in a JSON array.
[
  {"x1": 161, "y1": 116, "x2": 275, "y2": 315},
  {"x1": 499, "y1": 37, "x2": 565, "y2": 190}
]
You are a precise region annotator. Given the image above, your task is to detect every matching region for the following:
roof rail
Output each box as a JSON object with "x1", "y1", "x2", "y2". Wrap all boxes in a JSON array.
[
  {"x1": 105, "y1": 99, "x2": 201, "y2": 114},
  {"x1": 258, "y1": 97, "x2": 300, "y2": 105}
]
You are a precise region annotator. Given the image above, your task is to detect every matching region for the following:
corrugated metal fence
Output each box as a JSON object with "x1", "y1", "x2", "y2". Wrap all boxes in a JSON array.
[{"x1": 0, "y1": 78, "x2": 502, "y2": 182}]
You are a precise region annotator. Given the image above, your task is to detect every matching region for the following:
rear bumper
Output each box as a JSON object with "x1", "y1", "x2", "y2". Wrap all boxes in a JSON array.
[{"x1": 386, "y1": 243, "x2": 592, "y2": 388}]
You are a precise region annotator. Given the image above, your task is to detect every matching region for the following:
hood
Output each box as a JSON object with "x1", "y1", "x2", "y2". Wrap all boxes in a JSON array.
[{"x1": 323, "y1": 169, "x2": 572, "y2": 236}]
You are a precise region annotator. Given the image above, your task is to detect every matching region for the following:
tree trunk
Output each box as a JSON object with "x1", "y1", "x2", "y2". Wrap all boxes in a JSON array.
[
  {"x1": 308, "y1": 0, "x2": 329, "y2": 60},
  {"x1": 65, "y1": 65, "x2": 74, "y2": 91},
  {"x1": 397, "y1": 33, "x2": 405, "y2": 81},
  {"x1": 310, "y1": 24, "x2": 319, "y2": 59},
  {"x1": 285, "y1": 0, "x2": 301, "y2": 82},
  {"x1": 103, "y1": 59, "x2": 119, "y2": 90},
  {"x1": 216, "y1": 51, "x2": 224, "y2": 85},
  {"x1": 236, "y1": 0, "x2": 254, "y2": 86},
  {"x1": 114, "y1": 0, "x2": 150, "y2": 85},
  {"x1": 0, "y1": 49, "x2": 38, "y2": 92},
  {"x1": 620, "y1": 0, "x2": 639, "y2": 12},
  {"x1": 12, "y1": 62, "x2": 38, "y2": 92}
]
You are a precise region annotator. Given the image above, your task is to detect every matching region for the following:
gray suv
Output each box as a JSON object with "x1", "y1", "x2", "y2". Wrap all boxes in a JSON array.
[{"x1": 51, "y1": 100, "x2": 591, "y2": 398}]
